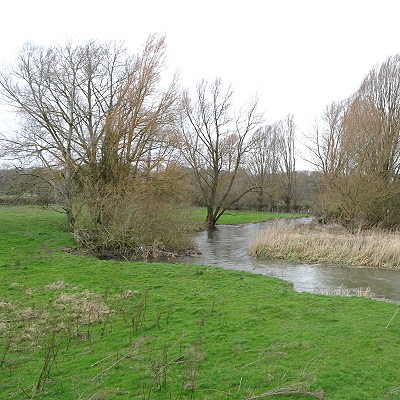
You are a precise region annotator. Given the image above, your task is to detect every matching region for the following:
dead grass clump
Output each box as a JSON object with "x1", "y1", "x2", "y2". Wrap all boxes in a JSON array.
[
  {"x1": 117, "y1": 289, "x2": 140, "y2": 300},
  {"x1": 0, "y1": 302, "x2": 51, "y2": 350},
  {"x1": 316, "y1": 284, "x2": 374, "y2": 298},
  {"x1": 0, "y1": 301, "x2": 12, "y2": 310},
  {"x1": 44, "y1": 280, "x2": 68, "y2": 290},
  {"x1": 0, "y1": 288, "x2": 114, "y2": 355},
  {"x1": 54, "y1": 290, "x2": 112, "y2": 324},
  {"x1": 249, "y1": 222, "x2": 400, "y2": 268}
]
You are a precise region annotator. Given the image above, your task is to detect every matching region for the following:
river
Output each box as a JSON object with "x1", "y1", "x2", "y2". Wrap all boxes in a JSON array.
[{"x1": 178, "y1": 219, "x2": 400, "y2": 302}]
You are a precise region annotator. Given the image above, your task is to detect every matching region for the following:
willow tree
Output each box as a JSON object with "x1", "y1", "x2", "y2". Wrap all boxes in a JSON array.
[
  {"x1": 179, "y1": 78, "x2": 263, "y2": 229},
  {"x1": 0, "y1": 34, "x2": 180, "y2": 232},
  {"x1": 307, "y1": 54, "x2": 400, "y2": 228}
]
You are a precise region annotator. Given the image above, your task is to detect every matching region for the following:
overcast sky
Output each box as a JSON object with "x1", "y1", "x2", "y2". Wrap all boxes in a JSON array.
[{"x1": 1, "y1": 0, "x2": 400, "y2": 168}]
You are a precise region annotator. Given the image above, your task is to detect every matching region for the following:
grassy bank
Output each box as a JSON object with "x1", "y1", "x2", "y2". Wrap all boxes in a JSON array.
[
  {"x1": 249, "y1": 222, "x2": 400, "y2": 269},
  {"x1": 196, "y1": 208, "x2": 309, "y2": 225},
  {"x1": 1, "y1": 206, "x2": 400, "y2": 399}
]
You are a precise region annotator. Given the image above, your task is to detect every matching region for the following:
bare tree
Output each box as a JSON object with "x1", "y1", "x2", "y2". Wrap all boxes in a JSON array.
[
  {"x1": 305, "y1": 55, "x2": 400, "y2": 228},
  {"x1": 0, "y1": 34, "x2": 179, "y2": 231},
  {"x1": 277, "y1": 114, "x2": 297, "y2": 212},
  {"x1": 247, "y1": 115, "x2": 297, "y2": 213},
  {"x1": 305, "y1": 100, "x2": 349, "y2": 177},
  {"x1": 179, "y1": 78, "x2": 263, "y2": 229},
  {"x1": 247, "y1": 124, "x2": 281, "y2": 211},
  {"x1": 355, "y1": 54, "x2": 400, "y2": 180}
]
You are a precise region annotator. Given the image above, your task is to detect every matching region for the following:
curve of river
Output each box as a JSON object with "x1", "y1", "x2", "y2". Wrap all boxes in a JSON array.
[{"x1": 178, "y1": 218, "x2": 400, "y2": 303}]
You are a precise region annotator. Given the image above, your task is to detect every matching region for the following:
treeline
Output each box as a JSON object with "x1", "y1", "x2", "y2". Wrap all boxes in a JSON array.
[{"x1": 0, "y1": 167, "x2": 319, "y2": 213}]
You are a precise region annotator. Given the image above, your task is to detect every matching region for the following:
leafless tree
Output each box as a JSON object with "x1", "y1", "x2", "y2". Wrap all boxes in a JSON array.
[
  {"x1": 278, "y1": 114, "x2": 297, "y2": 212},
  {"x1": 179, "y1": 78, "x2": 263, "y2": 229},
  {"x1": 305, "y1": 100, "x2": 349, "y2": 177},
  {"x1": 305, "y1": 55, "x2": 400, "y2": 228},
  {"x1": 247, "y1": 124, "x2": 281, "y2": 211},
  {"x1": 355, "y1": 54, "x2": 400, "y2": 180},
  {"x1": 247, "y1": 114, "x2": 298, "y2": 212}
]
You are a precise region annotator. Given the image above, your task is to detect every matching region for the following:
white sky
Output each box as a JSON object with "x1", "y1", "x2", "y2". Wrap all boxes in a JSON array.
[{"x1": 1, "y1": 0, "x2": 400, "y2": 169}]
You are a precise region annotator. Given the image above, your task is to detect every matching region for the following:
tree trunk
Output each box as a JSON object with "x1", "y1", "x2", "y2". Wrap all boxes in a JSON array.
[
  {"x1": 206, "y1": 207, "x2": 217, "y2": 230},
  {"x1": 66, "y1": 207, "x2": 75, "y2": 232}
]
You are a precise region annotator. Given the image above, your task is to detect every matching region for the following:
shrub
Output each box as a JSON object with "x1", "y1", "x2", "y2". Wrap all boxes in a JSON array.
[{"x1": 74, "y1": 193, "x2": 200, "y2": 260}]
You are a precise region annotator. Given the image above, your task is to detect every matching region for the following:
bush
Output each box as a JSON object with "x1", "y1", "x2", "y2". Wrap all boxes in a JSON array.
[{"x1": 74, "y1": 193, "x2": 200, "y2": 260}]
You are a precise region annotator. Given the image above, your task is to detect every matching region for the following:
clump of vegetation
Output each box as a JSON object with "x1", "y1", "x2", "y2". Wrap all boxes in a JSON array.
[
  {"x1": 249, "y1": 221, "x2": 400, "y2": 268},
  {"x1": 74, "y1": 194, "x2": 199, "y2": 260}
]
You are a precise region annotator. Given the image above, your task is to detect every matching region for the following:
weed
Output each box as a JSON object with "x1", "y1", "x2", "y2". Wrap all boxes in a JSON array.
[{"x1": 35, "y1": 329, "x2": 60, "y2": 392}]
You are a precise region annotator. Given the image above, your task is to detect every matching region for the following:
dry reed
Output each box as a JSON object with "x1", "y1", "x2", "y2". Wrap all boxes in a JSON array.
[{"x1": 249, "y1": 222, "x2": 400, "y2": 269}]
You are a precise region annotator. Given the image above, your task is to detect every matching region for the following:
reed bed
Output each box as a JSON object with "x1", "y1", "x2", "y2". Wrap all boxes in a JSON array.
[{"x1": 249, "y1": 222, "x2": 400, "y2": 268}]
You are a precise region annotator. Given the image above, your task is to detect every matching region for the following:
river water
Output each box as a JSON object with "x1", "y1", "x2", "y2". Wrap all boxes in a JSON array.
[{"x1": 178, "y1": 219, "x2": 400, "y2": 302}]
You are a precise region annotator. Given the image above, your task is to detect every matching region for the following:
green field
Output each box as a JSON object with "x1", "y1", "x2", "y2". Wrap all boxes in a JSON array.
[
  {"x1": 196, "y1": 208, "x2": 309, "y2": 225},
  {"x1": 1, "y1": 206, "x2": 400, "y2": 399}
]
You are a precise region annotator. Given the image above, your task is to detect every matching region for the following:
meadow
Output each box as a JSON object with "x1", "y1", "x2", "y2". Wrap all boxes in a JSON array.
[
  {"x1": 1, "y1": 206, "x2": 400, "y2": 399},
  {"x1": 195, "y1": 208, "x2": 309, "y2": 225}
]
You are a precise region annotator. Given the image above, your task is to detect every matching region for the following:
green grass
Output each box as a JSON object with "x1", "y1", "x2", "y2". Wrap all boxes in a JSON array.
[
  {"x1": 195, "y1": 208, "x2": 309, "y2": 225},
  {"x1": 1, "y1": 206, "x2": 400, "y2": 399}
]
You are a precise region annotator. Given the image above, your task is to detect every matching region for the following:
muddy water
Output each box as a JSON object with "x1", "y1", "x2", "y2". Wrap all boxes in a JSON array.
[{"x1": 179, "y1": 219, "x2": 400, "y2": 302}]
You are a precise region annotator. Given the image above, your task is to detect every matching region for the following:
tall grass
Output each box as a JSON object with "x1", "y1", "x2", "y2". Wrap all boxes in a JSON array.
[{"x1": 249, "y1": 222, "x2": 400, "y2": 268}]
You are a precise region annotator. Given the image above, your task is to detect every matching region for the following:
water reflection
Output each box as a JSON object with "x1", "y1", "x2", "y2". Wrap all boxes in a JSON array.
[{"x1": 178, "y1": 219, "x2": 400, "y2": 302}]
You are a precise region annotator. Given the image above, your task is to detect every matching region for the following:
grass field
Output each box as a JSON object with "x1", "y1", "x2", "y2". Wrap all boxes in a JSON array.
[
  {"x1": 195, "y1": 208, "x2": 309, "y2": 225},
  {"x1": 1, "y1": 206, "x2": 400, "y2": 399}
]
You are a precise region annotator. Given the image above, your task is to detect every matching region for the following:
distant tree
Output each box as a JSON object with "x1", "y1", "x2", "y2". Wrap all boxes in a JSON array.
[
  {"x1": 295, "y1": 170, "x2": 320, "y2": 211},
  {"x1": 247, "y1": 124, "x2": 281, "y2": 211},
  {"x1": 306, "y1": 100, "x2": 349, "y2": 176},
  {"x1": 277, "y1": 114, "x2": 297, "y2": 212},
  {"x1": 179, "y1": 78, "x2": 263, "y2": 229},
  {"x1": 246, "y1": 114, "x2": 298, "y2": 212}
]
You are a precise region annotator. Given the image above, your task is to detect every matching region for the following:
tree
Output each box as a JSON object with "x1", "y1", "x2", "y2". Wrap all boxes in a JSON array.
[
  {"x1": 306, "y1": 55, "x2": 400, "y2": 228},
  {"x1": 306, "y1": 99, "x2": 377, "y2": 228},
  {"x1": 247, "y1": 114, "x2": 298, "y2": 213},
  {"x1": 306, "y1": 100, "x2": 349, "y2": 176},
  {"x1": 247, "y1": 124, "x2": 281, "y2": 211},
  {"x1": 277, "y1": 114, "x2": 297, "y2": 212},
  {"x1": 355, "y1": 54, "x2": 400, "y2": 180},
  {"x1": 0, "y1": 34, "x2": 179, "y2": 231},
  {"x1": 179, "y1": 78, "x2": 263, "y2": 229}
]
